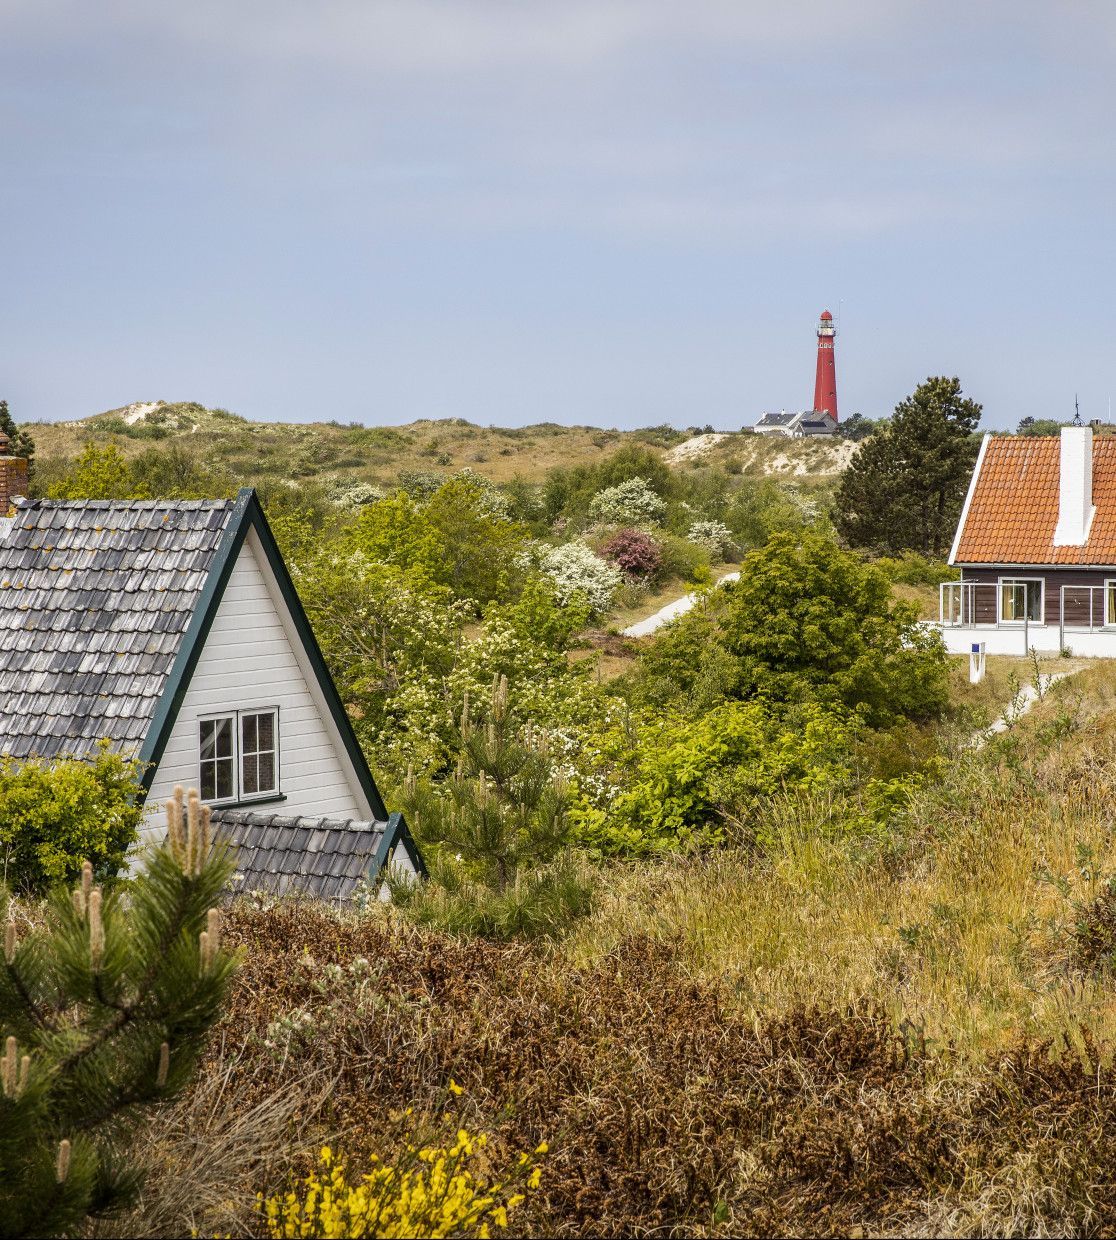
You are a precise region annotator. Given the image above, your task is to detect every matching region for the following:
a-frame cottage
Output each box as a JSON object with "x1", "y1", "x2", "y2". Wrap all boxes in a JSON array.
[
  {"x1": 938, "y1": 425, "x2": 1116, "y2": 656},
  {"x1": 0, "y1": 437, "x2": 423, "y2": 899}
]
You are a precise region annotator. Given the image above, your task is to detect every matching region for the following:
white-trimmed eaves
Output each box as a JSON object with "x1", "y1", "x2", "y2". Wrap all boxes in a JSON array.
[{"x1": 948, "y1": 433, "x2": 992, "y2": 567}]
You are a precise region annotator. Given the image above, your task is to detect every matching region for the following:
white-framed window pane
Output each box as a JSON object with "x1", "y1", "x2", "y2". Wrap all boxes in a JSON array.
[
  {"x1": 1001, "y1": 580, "x2": 1041, "y2": 623},
  {"x1": 200, "y1": 716, "x2": 235, "y2": 801},
  {"x1": 241, "y1": 710, "x2": 278, "y2": 797}
]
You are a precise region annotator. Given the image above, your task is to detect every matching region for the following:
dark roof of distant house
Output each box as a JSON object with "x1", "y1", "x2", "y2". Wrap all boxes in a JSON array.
[
  {"x1": 953, "y1": 435, "x2": 1116, "y2": 565},
  {"x1": 212, "y1": 808, "x2": 424, "y2": 901},
  {"x1": 755, "y1": 411, "x2": 801, "y2": 428},
  {"x1": 0, "y1": 498, "x2": 236, "y2": 761}
]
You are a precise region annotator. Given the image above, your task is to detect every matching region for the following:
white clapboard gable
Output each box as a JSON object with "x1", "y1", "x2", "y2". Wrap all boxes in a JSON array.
[{"x1": 142, "y1": 529, "x2": 367, "y2": 842}]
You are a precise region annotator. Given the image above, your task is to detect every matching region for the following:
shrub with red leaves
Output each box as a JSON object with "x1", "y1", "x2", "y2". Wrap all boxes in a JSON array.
[{"x1": 600, "y1": 527, "x2": 662, "y2": 579}]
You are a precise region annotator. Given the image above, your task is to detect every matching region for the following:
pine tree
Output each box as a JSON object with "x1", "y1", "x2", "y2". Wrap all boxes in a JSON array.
[
  {"x1": 0, "y1": 789, "x2": 237, "y2": 1238},
  {"x1": 397, "y1": 676, "x2": 592, "y2": 938},
  {"x1": 0, "y1": 401, "x2": 35, "y2": 480},
  {"x1": 834, "y1": 376, "x2": 981, "y2": 556}
]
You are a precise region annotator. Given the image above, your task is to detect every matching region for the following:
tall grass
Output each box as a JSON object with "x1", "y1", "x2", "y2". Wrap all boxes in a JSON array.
[{"x1": 567, "y1": 670, "x2": 1116, "y2": 1058}]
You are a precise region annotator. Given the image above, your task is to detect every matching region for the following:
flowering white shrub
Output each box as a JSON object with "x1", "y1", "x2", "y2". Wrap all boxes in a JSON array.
[
  {"x1": 327, "y1": 480, "x2": 385, "y2": 511},
  {"x1": 686, "y1": 519, "x2": 735, "y2": 557},
  {"x1": 539, "y1": 541, "x2": 621, "y2": 614},
  {"x1": 588, "y1": 478, "x2": 666, "y2": 526}
]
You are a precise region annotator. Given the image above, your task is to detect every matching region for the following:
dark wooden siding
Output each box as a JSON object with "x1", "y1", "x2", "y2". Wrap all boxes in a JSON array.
[{"x1": 959, "y1": 567, "x2": 1114, "y2": 627}]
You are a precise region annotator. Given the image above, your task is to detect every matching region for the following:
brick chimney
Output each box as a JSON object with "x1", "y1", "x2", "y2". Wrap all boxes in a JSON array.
[
  {"x1": 1053, "y1": 425, "x2": 1096, "y2": 547},
  {"x1": 0, "y1": 433, "x2": 29, "y2": 515}
]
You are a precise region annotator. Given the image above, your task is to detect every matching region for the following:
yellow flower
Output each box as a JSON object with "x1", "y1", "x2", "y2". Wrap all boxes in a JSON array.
[{"x1": 448, "y1": 1079, "x2": 464, "y2": 1096}]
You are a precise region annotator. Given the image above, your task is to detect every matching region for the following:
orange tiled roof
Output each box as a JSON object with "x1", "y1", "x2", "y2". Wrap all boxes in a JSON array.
[{"x1": 953, "y1": 435, "x2": 1116, "y2": 565}]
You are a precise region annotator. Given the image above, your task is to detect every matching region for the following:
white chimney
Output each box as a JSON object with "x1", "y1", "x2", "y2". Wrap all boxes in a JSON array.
[{"x1": 1053, "y1": 426, "x2": 1095, "y2": 546}]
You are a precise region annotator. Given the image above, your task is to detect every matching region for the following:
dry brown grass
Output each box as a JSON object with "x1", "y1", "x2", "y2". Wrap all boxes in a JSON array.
[{"x1": 119, "y1": 897, "x2": 1116, "y2": 1238}]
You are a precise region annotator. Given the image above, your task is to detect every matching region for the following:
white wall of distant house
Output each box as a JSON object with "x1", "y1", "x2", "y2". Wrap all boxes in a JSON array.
[{"x1": 139, "y1": 531, "x2": 369, "y2": 845}]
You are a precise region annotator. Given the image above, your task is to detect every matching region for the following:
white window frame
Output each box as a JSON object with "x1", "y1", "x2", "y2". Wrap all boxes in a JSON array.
[
  {"x1": 1105, "y1": 580, "x2": 1116, "y2": 628},
  {"x1": 197, "y1": 707, "x2": 281, "y2": 805},
  {"x1": 997, "y1": 577, "x2": 1044, "y2": 626}
]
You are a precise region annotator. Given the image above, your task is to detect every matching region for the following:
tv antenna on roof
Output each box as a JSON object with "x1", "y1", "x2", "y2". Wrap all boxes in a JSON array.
[{"x1": 1073, "y1": 394, "x2": 1083, "y2": 427}]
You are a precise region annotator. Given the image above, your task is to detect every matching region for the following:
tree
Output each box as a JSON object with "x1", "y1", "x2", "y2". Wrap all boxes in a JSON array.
[
  {"x1": 1017, "y1": 417, "x2": 1063, "y2": 436},
  {"x1": 0, "y1": 790, "x2": 238, "y2": 1237},
  {"x1": 834, "y1": 376, "x2": 982, "y2": 556},
  {"x1": 397, "y1": 676, "x2": 592, "y2": 938},
  {"x1": 423, "y1": 476, "x2": 527, "y2": 607},
  {"x1": 0, "y1": 401, "x2": 35, "y2": 480},
  {"x1": 637, "y1": 531, "x2": 949, "y2": 728},
  {"x1": 834, "y1": 412, "x2": 878, "y2": 442},
  {"x1": 719, "y1": 532, "x2": 949, "y2": 725}
]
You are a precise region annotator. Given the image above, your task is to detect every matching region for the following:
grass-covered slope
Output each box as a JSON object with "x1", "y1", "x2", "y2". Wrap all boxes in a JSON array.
[{"x1": 29, "y1": 400, "x2": 853, "y2": 489}]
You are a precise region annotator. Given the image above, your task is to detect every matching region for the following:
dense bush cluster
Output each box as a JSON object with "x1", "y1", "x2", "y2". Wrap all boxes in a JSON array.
[{"x1": 598, "y1": 526, "x2": 662, "y2": 578}]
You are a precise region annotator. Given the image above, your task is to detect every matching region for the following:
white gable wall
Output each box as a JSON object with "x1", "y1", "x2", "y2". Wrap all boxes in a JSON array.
[{"x1": 140, "y1": 531, "x2": 367, "y2": 844}]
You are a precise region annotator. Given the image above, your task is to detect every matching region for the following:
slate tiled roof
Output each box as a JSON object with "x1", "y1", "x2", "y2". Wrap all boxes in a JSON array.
[
  {"x1": 212, "y1": 809, "x2": 394, "y2": 902},
  {"x1": 954, "y1": 436, "x2": 1116, "y2": 565},
  {"x1": 0, "y1": 498, "x2": 235, "y2": 760}
]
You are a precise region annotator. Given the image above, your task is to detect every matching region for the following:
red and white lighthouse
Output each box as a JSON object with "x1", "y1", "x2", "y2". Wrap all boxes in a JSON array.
[{"x1": 813, "y1": 309, "x2": 838, "y2": 421}]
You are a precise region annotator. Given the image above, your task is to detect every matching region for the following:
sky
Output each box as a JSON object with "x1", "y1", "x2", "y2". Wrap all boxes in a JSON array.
[{"x1": 3, "y1": 2, "x2": 1115, "y2": 432}]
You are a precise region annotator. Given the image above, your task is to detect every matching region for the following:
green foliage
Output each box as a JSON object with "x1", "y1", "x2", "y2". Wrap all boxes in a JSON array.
[
  {"x1": 0, "y1": 748, "x2": 145, "y2": 895},
  {"x1": 349, "y1": 492, "x2": 441, "y2": 578},
  {"x1": 1017, "y1": 416, "x2": 1064, "y2": 436},
  {"x1": 723, "y1": 478, "x2": 811, "y2": 549},
  {"x1": 497, "y1": 575, "x2": 590, "y2": 652},
  {"x1": 574, "y1": 701, "x2": 859, "y2": 856},
  {"x1": 834, "y1": 412, "x2": 879, "y2": 441},
  {"x1": 543, "y1": 446, "x2": 673, "y2": 524},
  {"x1": 873, "y1": 552, "x2": 957, "y2": 586},
  {"x1": 396, "y1": 677, "x2": 593, "y2": 938},
  {"x1": 0, "y1": 400, "x2": 35, "y2": 478},
  {"x1": 654, "y1": 531, "x2": 712, "y2": 585},
  {"x1": 47, "y1": 443, "x2": 148, "y2": 501},
  {"x1": 717, "y1": 532, "x2": 949, "y2": 726},
  {"x1": 0, "y1": 791, "x2": 238, "y2": 1237},
  {"x1": 835, "y1": 376, "x2": 982, "y2": 556},
  {"x1": 421, "y1": 477, "x2": 527, "y2": 607},
  {"x1": 636, "y1": 532, "x2": 949, "y2": 728}
]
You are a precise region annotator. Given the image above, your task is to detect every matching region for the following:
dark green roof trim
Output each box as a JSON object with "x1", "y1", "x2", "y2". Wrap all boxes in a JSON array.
[
  {"x1": 138, "y1": 487, "x2": 390, "y2": 823},
  {"x1": 138, "y1": 489, "x2": 253, "y2": 789},
  {"x1": 371, "y1": 811, "x2": 428, "y2": 880}
]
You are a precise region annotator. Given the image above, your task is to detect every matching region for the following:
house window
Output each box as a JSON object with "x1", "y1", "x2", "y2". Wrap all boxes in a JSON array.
[
  {"x1": 999, "y1": 578, "x2": 1043, "y2": 624},
  {"x1": 198, "y1": 708, "x2": 280, "y2": 803},
  {"x1": 199, "y1": 716, "x2": 236, "y2": 802},
  {"x1": 1106, "y1": 581, "x2": 1116, "y2": 627},
  {"x1": 241, "y1": 710, "x2": 278, "y2": 797}
]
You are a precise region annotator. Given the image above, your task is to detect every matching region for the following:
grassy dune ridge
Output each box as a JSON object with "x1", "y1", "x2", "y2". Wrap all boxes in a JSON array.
[{"x1": 29, "y1": 400, "x2": 854, "y2": 489}]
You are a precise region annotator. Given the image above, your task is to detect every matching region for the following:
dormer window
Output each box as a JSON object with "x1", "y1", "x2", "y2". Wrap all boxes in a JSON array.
[{"x1": 199, "y1": 708, "x2": 280, "y2": 804}]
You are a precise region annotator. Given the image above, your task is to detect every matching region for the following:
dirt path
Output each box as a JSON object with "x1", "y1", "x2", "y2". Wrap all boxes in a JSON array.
[
  {"x1": 971, "y1": 670, "x2": 1076, "y2": 747},
  {"x1": 622, "y1": 571, "x2": 740, "y2": 638}
]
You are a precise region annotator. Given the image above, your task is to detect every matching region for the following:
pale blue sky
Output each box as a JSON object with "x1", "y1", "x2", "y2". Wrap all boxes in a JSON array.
[{"x1": 3, "y1": 2, "x2": 1115, "y2": 431}]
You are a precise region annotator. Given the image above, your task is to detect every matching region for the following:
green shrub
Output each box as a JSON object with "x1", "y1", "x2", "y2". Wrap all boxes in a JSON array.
[
  {"x1": 874, "y1": 552, "x2": 957, "y2": 586},
  {"x1": 573, "y1": 701, "x2": 859, "y2": 856},
  {"x1": 0, "y1": 747, "x2": 145, "y2": 894},
  {"x1": 655, "y1": 532, "x2": 711, "y2": 585},
  {"x1": 47, "y1": 443, "x2": 149, "y2": 501}
]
